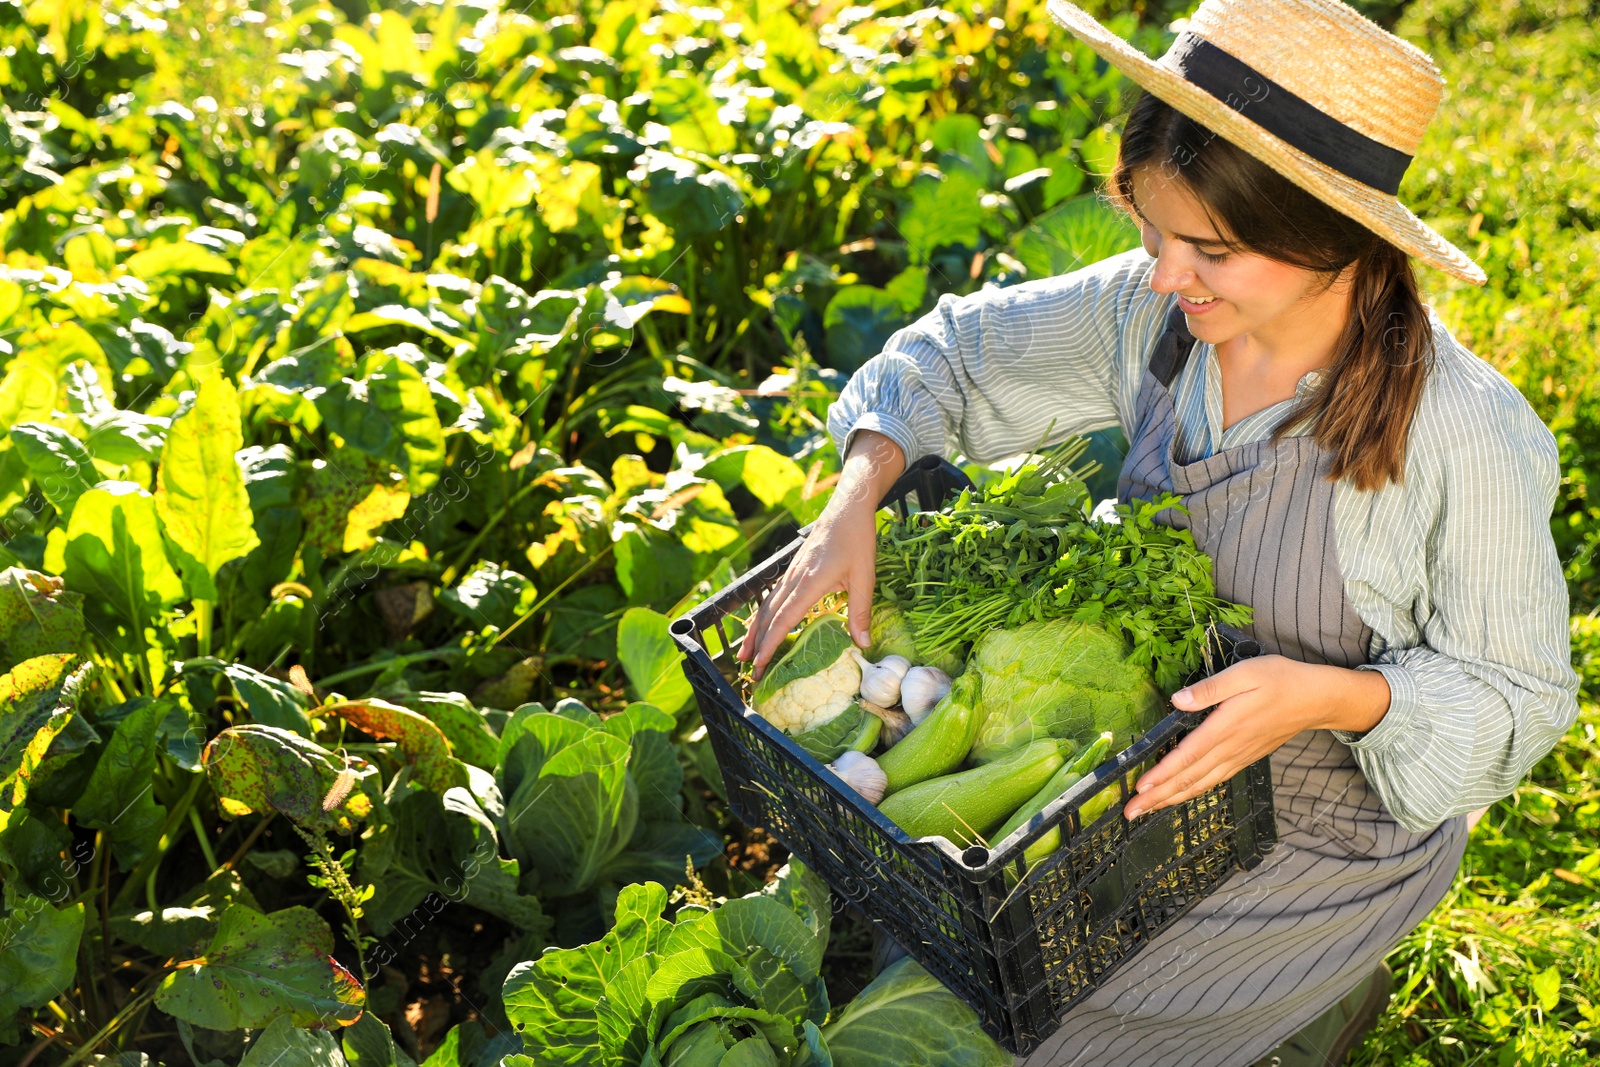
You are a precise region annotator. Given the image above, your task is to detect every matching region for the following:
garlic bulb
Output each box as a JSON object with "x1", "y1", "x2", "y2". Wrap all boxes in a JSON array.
[
  {"x1": 851, "y1": 650, "x2": 911, "y2": 707},
  {"x1": 900, "y1": 666, "x2": 952, "y2": 724},
  {"x1": 828, "y1": 750, "x2": 888, "y2": 805},
  {"x1": 858, "y1": 699, "x2": 914, "y2": 748}
]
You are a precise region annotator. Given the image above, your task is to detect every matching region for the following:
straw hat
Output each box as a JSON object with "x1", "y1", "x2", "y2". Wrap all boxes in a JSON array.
[{"x1": 1046, "y1": 0, "x2": 1486, "y2": 285}]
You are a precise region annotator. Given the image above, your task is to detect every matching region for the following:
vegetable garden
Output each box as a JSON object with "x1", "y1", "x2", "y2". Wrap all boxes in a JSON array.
[{"x1": 0, "y1": 0, "x2": 1594, "y2": 1063}]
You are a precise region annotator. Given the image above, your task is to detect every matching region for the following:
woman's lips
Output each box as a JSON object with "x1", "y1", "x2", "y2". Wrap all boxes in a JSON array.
[{"x1": 1178, "y1": 294, "x2": 1222, "y2": 315}]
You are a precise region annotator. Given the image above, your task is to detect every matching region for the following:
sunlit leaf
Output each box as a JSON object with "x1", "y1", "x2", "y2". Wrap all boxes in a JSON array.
[
  {"x1": 202, "y1": 725, "x2": 376, "y2": 834},
  {"x1": 322, "y1": 698, "x2": 467, "y2": 793},
  {"x1": 155, "y1": 375, "x2": 260, "y2": 600},
  {"x1": 0, "y1": 655, "x2": 92, "y2": 836},
  {"x1": 48, "y1": 482, "x2": 185, "y2": 628},
  {"x1": 617, "y1": 607, "x2": 694, "y2": 716},
  {"x1": 124, "y1": 241, "x2": 236, "y2": 281},
  {"x1": 8, "y1": 422, "x2": 99, "y2": 517},
  {"x1": 1009, "y1": 193, "x2": 1140, "y2": 280},
  {"x1": 243, "y1": 1015, "x2": 349, "y2": 1066},
  {"x1": 0, "y1": 568, "x2": 85, "y2": 673}
]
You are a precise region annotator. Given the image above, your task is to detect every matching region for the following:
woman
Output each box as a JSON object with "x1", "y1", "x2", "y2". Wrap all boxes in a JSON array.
[{"x1": 738, "y1": 0, "x2": 1579, "y2": 1062}]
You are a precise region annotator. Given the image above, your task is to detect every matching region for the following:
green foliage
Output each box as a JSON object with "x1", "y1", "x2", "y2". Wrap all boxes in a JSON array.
[
  {"x1": 1343, "y1": 7, "x2": 1600, "y2": 1055},
  {"x1": 0, "y1": 0, "x2": 1588, "y2": 1061},
  {"x1": 493, "y1": 702, "x2": 719, "y2": 901},
  {"x1": 500, "y1": 864, "x2": 1006, "y2": 1066},
  {"x1": 72, "y1": 697, "x2": 168, "y2": 869},
  {"x1": 0, "y1": 897, "x2": 85, "y2": 1043},
  {"x1": 153, "y1": 904, "x2": 367, "y2": 1030},
  {"x1": 821, "y1": 958, "x2": 1012, "y2": 1067},
  {"x1": 617, "y1": 607, "x2": 694, "y2": 715}
]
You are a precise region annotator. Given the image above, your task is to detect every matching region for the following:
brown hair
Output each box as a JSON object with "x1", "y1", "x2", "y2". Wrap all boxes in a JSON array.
[{"x1": 1107, "y1": 91, "x2": 1435, "y2": 491}]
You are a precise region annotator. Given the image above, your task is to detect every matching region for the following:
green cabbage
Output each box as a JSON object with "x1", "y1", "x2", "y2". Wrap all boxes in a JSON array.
[{"x1": 966, "y1": 617, "x2": 1164, "y2": 764}]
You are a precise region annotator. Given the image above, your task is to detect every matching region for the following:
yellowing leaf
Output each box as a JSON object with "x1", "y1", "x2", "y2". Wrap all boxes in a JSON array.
[
  {"x1": 52, "y1": 482, "x2": 185, "y2": 627},
  {"x1": 0, "y1": 351, "x2": 58, "y2": 431},
  {"x1": 343, "y1": 482, "x2": 411, "y2": 552},
  {"x1": 0, "y1": 654, "x2": 92, "y2": 836},
  {"x1": 156, "y1": 376, "x2": 259, "y2": 599},
  {"x1": 124, "y1": 241, "x2": 236, "y2": 281},
  {"x1": 534, "y1": 158, "x2": 603, "y2": 233}
]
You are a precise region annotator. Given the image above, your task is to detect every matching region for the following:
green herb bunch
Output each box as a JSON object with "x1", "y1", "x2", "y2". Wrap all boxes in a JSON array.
[{"x1": 875, "y1": 438, "x2": 1253, "y2": 691}]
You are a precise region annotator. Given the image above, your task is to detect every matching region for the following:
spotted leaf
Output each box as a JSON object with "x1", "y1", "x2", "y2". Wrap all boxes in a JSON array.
[
  {"x1": 154, "y1": 904, "x2": 366, "y2": 1030},
  {"x1": 202, "y1": 725, "x2": 375, "y2": 833},
  {"x1": 321, "y1": 698, "x2": 467, "y2": 793}
]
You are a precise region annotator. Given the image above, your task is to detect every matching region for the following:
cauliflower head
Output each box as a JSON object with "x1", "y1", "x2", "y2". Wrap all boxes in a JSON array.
[
  {"x1": 759, "y1": 649, "x2": 861, "y2": 732},
  {"x1": 752, "y1": 614, "x2": 868, "y2": 759}
]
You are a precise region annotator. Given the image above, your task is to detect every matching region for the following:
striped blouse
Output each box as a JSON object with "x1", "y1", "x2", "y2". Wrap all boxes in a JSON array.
[{"x1": 827, "y1": 246, "x2": 1579, "y2": 834}]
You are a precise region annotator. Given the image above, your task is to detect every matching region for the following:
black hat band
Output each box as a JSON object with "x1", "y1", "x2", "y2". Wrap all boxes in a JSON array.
[{"x1": 1167, "y1": 32, "x2": 1414, "y2": 195}]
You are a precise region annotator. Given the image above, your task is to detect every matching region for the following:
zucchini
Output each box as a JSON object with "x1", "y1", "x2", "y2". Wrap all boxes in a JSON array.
[
  {"x1": 1080, "y1": 766, "x2": 1140, "y2": 827},
  {"x1": 878, "y1": 739, "x2": 1069, "y2": 847},
  {"x1": 878, "y1": 669, "x2": 984, "y2": 795},
  {"x1": 994, "y1": 732, "x2": 1115, "y2": 869}
]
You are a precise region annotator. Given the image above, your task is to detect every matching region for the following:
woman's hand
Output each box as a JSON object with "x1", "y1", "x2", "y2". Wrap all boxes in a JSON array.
[
  {"x1": 736, "y1": 430, "x2": 906, "y2": 680},
  {"x1": 1122, "y1": 654, "x2": 1392, "y2": 819}
]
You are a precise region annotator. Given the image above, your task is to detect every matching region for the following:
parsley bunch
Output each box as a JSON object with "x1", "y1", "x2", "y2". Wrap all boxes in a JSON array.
[{"x1": 875, "y1": 438, "x2": 1252, "y2": 692}]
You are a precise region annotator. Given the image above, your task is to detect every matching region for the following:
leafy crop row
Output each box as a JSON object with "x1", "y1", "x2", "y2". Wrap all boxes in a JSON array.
[{"x1": 0, "y1": 0, "x2": 1147, "y2": 1061}]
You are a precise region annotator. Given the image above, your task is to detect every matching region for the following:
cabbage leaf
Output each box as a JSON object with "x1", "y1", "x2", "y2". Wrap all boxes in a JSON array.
[{"x1": 967, "y1": 617, "x2": 1164, "y2": 764}]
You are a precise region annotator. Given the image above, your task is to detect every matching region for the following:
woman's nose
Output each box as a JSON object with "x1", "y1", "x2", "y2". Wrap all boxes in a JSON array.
[{"x1": 1148, "y1": 251, "x2": 1196, "y2": 294}]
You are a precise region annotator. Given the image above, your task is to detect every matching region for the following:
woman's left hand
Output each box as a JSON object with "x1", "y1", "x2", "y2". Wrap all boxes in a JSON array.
[{"x1": 1122, "y1": 654, "x2": 1392, "y2": 820}]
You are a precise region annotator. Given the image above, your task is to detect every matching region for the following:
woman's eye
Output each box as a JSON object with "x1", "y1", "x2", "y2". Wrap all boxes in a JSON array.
[{"x1": 1194, "y1": 246, "x2": 1229, "y2": 263}]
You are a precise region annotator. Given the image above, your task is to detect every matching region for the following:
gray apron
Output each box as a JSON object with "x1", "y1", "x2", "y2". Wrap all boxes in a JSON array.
[{"x1": 1017, "y1": 304, "x2": 1469, "y2": 1066}]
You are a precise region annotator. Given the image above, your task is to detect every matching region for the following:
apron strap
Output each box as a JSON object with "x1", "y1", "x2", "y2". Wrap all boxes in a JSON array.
[{"x1": 1149, "y1": 301, "x2": 1198, "y2": 391}]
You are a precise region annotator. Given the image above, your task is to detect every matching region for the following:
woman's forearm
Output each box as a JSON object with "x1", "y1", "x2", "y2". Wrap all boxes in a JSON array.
[
  {"x1": 831, "y1": 429, "x2": 907, "y2": 517},
  {"x1": 1311, "y1": 663, "x2": 1392, "y2": 735}
]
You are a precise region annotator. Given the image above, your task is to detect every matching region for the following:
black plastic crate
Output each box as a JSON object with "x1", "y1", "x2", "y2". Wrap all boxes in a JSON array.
[{"x1": 670, "y1": 454, "x2": 1277, "y2": 1056}]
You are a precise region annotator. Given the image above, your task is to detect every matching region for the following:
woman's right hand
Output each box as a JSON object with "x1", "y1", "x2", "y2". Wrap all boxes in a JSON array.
[{"x1": 736, "y1": 430, "x2": 906, "y2": 681}]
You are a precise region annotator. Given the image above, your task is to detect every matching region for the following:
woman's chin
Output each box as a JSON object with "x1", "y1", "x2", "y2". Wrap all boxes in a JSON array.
[{"x1": 1184, "y1": 312, "x2": 1233, "y2": 343}]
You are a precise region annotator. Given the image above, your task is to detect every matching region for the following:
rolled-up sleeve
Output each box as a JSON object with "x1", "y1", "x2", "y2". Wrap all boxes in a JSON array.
[
  {"x1": 826, "y1": 247, "x2": 1170, "y2": 465},
  {"x1": 1335, "y1": 359, "x2": 1579, "y2": 833}
]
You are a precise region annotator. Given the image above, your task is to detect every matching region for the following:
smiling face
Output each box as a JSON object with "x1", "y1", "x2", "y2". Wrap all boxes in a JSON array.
[{"x1": 1128, "y1": 165, "x2": 1347, "y2": 350}]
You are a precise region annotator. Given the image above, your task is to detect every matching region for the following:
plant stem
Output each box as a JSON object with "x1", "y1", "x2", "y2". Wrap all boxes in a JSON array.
[
  {"x1": 291, "y1": 823, "x2": 372, "y2": 991},
  {"x1": 98, "y1": 841, "x2": 114, "y2": 1013},
  {"x1": 223, "y1": 814, "x2": 275, "y2": 870},
  {"x1": 56, "y1": 985, "x2": 159, "y2": 1067},
  {"x1": 16, "y1": 1030, "x2": 60, "y2": 1067},
  {"x1": 315, "y1": 649, "x2": 459, "y2": 690},
  {"x1": 188, "y1": 807, "x2": 218, "y2": 871},
  {"x1": 112, "y1": 775, "x2": 203, "y2": 912},
  {"x1": 491, "y1": 543, "x2": 614, "y2": 648}
]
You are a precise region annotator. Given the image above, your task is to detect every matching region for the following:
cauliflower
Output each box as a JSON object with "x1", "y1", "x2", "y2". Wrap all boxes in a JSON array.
[
  {"x1": 752, "y1": 613, "x2": 873, "y2": 761},
  {"x1": 760, "y1": 649, "x2": 861, "y2": 732}
]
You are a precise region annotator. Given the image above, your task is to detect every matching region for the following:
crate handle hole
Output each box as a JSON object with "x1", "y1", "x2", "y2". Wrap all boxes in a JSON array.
[{"x1": 962, "y1": 844, "x2": 989, "y2": 868}]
